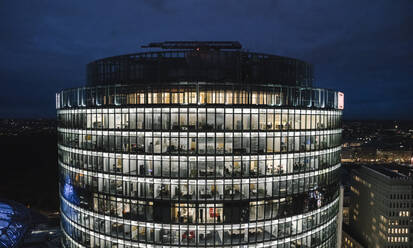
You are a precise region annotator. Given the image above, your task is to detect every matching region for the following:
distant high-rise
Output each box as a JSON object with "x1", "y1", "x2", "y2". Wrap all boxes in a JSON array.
[
  {"x1": 57, "y1": 41, "x2": 343, "y2": 247},
  {"x1": 349, "y1": 165, "x2": 413, "y2": 247}
]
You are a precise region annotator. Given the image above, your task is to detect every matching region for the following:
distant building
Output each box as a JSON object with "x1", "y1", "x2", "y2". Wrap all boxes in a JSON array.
[
  {"x1": 376, "y1": 149, "x2": 413, "y2": 164},
  {"x1": 349, "y1": 165, "x2": 413, "y2": 247},
  {"x1": 57, "y1": 41, "x2": 343, "y2": 247},
  {"x1": 342, "y1": 192, "x2": 351, "y2": 226},
  {"x1": 0, "y1": 199, "x2": 61, "y2": 248},
  {"x1": 342, "y1": 224, "x2": 365, "y2": 248},
  {"x1": 21, "y1": 210, "x2": 61, "y2": 248},
  {"x1": 0, "y1": 199, "x2": 30, "y2": 248}
]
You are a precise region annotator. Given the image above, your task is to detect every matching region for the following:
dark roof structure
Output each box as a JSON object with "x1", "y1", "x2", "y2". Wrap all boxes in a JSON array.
[
  {"x1": 87, "y1": 41, "x2": 313, "y2": 87},
  {"x1": 359, "y1": 164, "x2": 413, "y2": 180}
]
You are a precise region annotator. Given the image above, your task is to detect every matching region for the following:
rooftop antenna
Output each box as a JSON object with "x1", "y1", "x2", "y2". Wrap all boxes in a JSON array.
[{"x1": 142, "y1": 41, "x2": 242, "y2": 51}]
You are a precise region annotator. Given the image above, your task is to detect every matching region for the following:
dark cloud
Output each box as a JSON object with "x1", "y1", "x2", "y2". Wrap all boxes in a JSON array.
[{"x1": 0, "y1": 0, "x2": 412, "y2": 119}]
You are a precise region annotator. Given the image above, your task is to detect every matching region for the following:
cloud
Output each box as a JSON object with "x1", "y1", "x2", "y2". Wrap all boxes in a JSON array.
[{"x1": 0, "y1": 0, "x2": 412, "y2": 119}]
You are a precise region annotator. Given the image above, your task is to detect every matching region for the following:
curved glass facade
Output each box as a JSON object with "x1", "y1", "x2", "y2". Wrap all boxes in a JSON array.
[
  {"x1": 57, "y1": 45, "x2": 342, "y2": 248},
  {"x1": 0, "y1": 199, "x2": 31, "y2": 248}
]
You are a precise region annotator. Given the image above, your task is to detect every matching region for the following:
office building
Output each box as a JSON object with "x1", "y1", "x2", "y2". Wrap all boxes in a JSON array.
[
  {"x1": 342, "y1": 225, "x2": 365, "y2": 248},
  {"x1": 349, "y1": 165, "x2": 413, "y2": 247},
  {"x1": 57, "y1": 41, "x2": 343, "y2": 247}
]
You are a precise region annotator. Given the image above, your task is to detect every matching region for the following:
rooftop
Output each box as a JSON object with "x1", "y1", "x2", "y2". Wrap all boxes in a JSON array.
[
  {"x1": 141, "y1": 41, "x2": 242, "y2": 50},
  {"x1": 363, "y1": 164, "x2": 413, "y2": 179},
  {"x1": 0, "y1": 199, "x2": 31, "y2": 248},
  {"x1": 86, "y1": 41, "x2": 314, "y2": 87}
]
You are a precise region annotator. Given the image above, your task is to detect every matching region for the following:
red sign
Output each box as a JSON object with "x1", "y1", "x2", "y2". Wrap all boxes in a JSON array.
[{"x1": 338, "y1": 92, "x2": 344, "y2": 110}]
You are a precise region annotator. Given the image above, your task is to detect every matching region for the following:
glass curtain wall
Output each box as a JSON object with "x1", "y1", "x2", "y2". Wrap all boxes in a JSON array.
[{"x1": 58, "y1": 84, "x2": 342, "y2": 247}]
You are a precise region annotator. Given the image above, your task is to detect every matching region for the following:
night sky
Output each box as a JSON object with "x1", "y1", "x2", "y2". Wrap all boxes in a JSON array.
[{"x1": 0, "y1": 1, "x2": 412, "y2": 120}]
